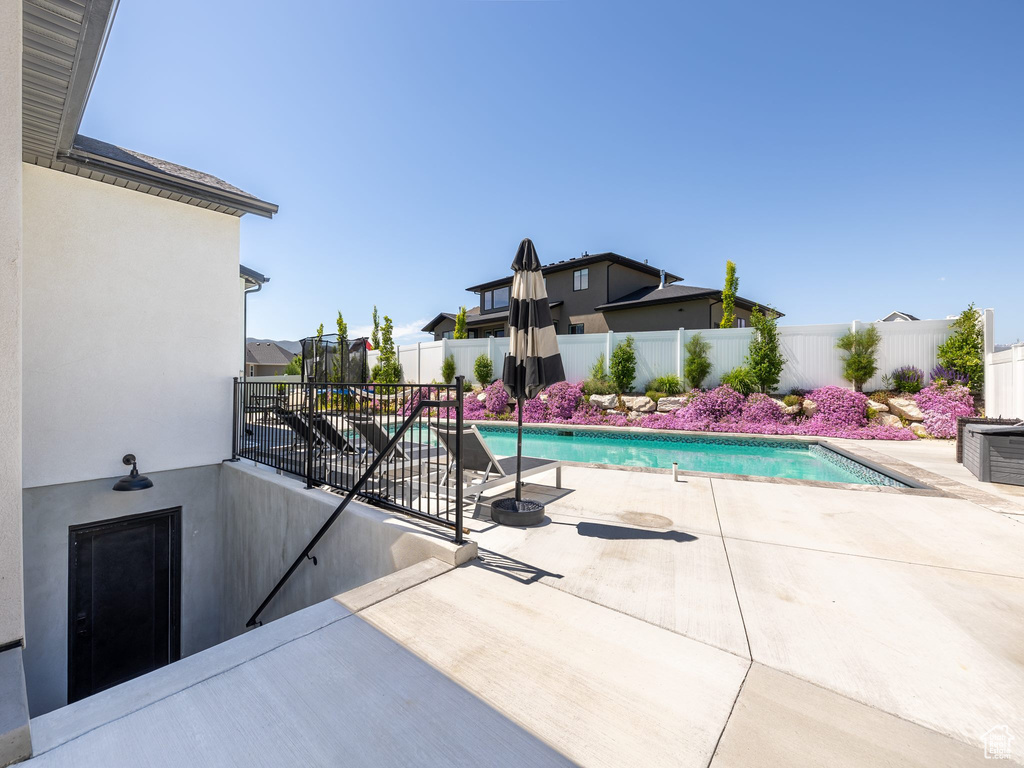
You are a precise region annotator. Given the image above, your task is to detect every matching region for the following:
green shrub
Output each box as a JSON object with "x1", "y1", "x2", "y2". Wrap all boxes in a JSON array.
[
  {"x1": 441, "y1": 354, "x2": 456, "y2": 385},
  {"x1": 782, "y1": 394, "x2": 802, "y2": 407},
  {"x1": 473, "y1": 354, "x2": 494, "y2": 387},
  {"x1": 937, "y1": 304, "x2": 984, "y2": 393},
  {"x1": 836, "y1": 326, "x2": 881, "y2": 392},
  {"x1": 590, "y1": 353, "x2": 610, "y2": 382},
  {"x1": 647, "y1": 374, "x2": 683, "y2": 396},
  {"x1": 747, "y1": 306, "x2": 786, "y2": 394},
  {"x1": 609, "y1": 336, "x2": 638, "y2": 394},
  {"x1": 583, "y1": 378, "x2": 617, "y2": 397},
  {"x1": 684, "y1": 333, "x2": 712, "y2": 390},
  {"x1": 720, "y1": 366, "x2": 757, "y2": 396},
  {"x1": 284, "y1": 355, "x2": 302, "y2": 376},
  {"x1": 645, "y1": 390, "x2": 667, "y2": 403}
]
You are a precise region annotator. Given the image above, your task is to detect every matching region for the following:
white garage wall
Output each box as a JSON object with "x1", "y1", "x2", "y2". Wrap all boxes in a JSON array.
[{"x1": 22, "y1": 165, "x2": 241, "y2": 488}]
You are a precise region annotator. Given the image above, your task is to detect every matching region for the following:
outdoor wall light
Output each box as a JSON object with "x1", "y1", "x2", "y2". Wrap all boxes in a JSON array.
[{"x1": 112, "y1": 454, "x2": 154, "y2": 491}]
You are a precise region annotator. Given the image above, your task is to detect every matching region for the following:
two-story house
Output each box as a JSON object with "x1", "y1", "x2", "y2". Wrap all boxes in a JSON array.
[{"x1": 422, "y1": 252, "x2": 779, "y2": 339}]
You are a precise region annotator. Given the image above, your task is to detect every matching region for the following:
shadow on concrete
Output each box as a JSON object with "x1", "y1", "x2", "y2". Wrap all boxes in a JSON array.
[
  {"x1": 575, "y1": 522, "x2": 698, "y2": 543},
  {"x1": 472, "y1": 549, "x2": 564, "y2": 584}
]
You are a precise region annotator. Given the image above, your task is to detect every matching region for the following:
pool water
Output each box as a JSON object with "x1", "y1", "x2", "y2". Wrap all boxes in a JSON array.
[{"x1": 474, "y1": 425, "x2": 908, "y2": 487}]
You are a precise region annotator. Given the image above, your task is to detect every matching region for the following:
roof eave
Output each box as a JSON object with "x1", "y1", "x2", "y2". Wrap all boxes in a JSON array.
[
  {"x1": 55, "y1": 0, "x2": 120, "y2": 154},
  {"x1": 62, "y1": 147, "x2": 280, "y2": 218}
]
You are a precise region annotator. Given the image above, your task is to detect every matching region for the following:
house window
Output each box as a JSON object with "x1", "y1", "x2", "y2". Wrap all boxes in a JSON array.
[
  {"x1": 568, "y1": 323, "x2": 585, "y2": 335},
  {"x1": 736, "y1": 318, "x2": 747, "y2": 328},
  {"x1": 573, "y1": 268, "x2": 589, "y2": 291},
  {"x1": 442, "y1": 331, "x2": 454, "y2": 339},
  {"x1": 482, "y1": 286, "x2": 511, "y2": 311}
]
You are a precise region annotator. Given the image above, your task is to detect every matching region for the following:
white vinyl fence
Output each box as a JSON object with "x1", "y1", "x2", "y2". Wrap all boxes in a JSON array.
[
  {"x1": 986, "y1": 345, "x2": 1024, "y2": 419},
  {"x1": 368, "y1": 316, "x2": 966, "y2": 394}
]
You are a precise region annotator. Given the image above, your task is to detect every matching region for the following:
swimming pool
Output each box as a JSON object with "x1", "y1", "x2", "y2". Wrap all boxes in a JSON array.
[{"x1": 474, "y1": 425, "x2": 911, "y2": 487}]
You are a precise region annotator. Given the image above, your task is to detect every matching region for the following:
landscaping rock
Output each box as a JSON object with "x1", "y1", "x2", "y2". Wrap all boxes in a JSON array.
[
  {"x1": 867, "y1": 399, "x2": 889, "y2": 412},
  {"x1": 626, "y1": 410, "x2": 645, "y2": 422},
  {"x1": 477, "y1": 393, "x2": 488, "y2": 402},
  {"x1": 801, "y1": 399, "x2": 818, "y2": 417},
  {"x1": 910, "y1": 422, "x2": 929, "y2": 438},
  {"x1": 657, "y1": 396, "x2": 687, "y2": 413},
  {"x1": 773, "y1": 398, "x2": 801, "y2": 416},
  {"x1": 589, "y1": 394, "x2": 618, "y2": 410},
  {"x1": 888, "y1": 397, "x2": 924, "y2": 422},
  {"x1": 875, "y1": 413, "x2": 903, "y2": 429},
  {"x1": 622, "y1": 395, "x2": 656, "y2": 413}
]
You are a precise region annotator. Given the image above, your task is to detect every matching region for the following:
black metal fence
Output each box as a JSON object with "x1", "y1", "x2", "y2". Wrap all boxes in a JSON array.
[{"x1": 233, "y1": 378, "x2": 465, "y2": 536}]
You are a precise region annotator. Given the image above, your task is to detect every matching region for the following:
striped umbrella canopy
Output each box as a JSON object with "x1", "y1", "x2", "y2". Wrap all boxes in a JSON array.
[
  {"x1": 502, "y1": 239, "x2": 565, "y2": 400},
  {"x1": 501, "y1": 238, "x2": 565, "y2": 503}
]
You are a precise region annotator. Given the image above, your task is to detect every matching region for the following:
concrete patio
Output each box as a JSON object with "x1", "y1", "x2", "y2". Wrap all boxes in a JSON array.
[{"x1": 23, "y1": 446, "x2": 1024, "y2": 766}]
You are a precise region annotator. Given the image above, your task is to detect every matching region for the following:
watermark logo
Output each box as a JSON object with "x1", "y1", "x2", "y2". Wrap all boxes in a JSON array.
[{"x1": 983, "y1": 725, "x2": 1015, "y2": 760}]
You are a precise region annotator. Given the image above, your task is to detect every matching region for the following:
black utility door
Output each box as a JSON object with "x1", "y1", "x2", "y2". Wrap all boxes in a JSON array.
[{"x1": 68, "y1": 508, "x2": 181, "y2": 703}]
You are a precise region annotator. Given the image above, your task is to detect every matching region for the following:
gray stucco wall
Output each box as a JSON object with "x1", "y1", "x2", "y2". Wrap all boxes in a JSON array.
[
  {"x1": 218, "y1": 463, "x2": 471, "y2": 639},
  {"x1": 0, "y1": 0, "x2": 24, "y2": 652},
  {"x1": 21, "y1": 465, "x2": 224, "y2": 717},
  {"x1": 1, "y1": 4, "x2": 30, "y2": 762}
]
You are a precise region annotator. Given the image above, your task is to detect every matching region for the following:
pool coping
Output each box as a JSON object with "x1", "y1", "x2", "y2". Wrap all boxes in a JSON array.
[{"x1": 466, "y1": 419, "x2": 942, "y2": 496}]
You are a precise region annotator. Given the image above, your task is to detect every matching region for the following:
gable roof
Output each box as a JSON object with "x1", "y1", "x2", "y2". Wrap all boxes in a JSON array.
[
  {"x1": 22, "y1": 0, "x2": 278, "y2": 218},
  {"x1": 465, "y1": 252, "x2": 682, "y2": 293},
  {"x1": 245, "y1": 342, "x2": 294, "y2": 367},
  {"x1": 879, "y1": 311, "x2": 920, "y2": 322},
  {"x1": 422, "y1": 303, "x2": 563, "y2": 333},
  {"x1": 595, "y1": 283, "x2": 783, "y2": 316}
]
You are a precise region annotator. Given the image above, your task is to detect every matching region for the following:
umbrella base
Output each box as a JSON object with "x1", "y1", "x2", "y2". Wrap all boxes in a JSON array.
[{"x1": 490, "y1": 498, "x2": 546, "y2": 527}]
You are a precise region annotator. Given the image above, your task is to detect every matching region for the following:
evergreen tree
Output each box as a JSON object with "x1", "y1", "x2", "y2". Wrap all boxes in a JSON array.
[
  {"x1": 454, "y1": 306, "x2": 468, "y2": 340},
  {"x1": 747, "y1": 306, "x2": 786, "y2": 394},
  {"x1": 720, "y1": 260, "x2": 739, "y2": 328}
]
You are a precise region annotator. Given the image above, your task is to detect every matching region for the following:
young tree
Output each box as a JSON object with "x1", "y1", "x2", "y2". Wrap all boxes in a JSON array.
[
  {"x1": 332, "y1": 311, "x2": 349, "y2": 382},
  {"x1": 609, "y1": 336, "x2": 638, "y2": 394},
  {"x1": 936, "y1": 303, "x2": 984, "y2": 393},
  {"x1": 473, "y1": 354, "x2": 493, "y2": 387},
  {"x1": 684, "y1": 332, "x2": 712, "y2": 390},
  {"x1": 836, "y1": 325, "x2": 881, "y2": 392},
  {"x1": 441, "y1": 354, "x2": 456, "y2": 385},
  {"x1": 370, "y1": 306, "x2": 380, "y2": 350},
  {"x1": 747, "y1": 306, "x2": 786, "y2": 394},
  {"x1": 284, "y1": 355, "x2": 302, "y2": 376},
  {"x1": 719, "y1": 260, "x2": 739, "y2": 328},
  {"x1": 454, "y1": 306, "x2": 468, "y2": 340},
  {"x1": 374, "y1": 315, "x2": 402, "y2": 383}
]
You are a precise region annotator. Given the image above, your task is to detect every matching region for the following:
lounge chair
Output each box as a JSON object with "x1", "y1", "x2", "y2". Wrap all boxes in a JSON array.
[
  {"x1": 346, "y1": 413, "x2": 445, "y2": 465},
  {"x1": 433, "y1": 425, "x2": 561, "y2": 503}
]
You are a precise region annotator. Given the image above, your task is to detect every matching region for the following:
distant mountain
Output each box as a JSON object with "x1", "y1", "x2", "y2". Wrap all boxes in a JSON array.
[{"x1": 247, "y1": 338, "x2": 302, "y2": 356}]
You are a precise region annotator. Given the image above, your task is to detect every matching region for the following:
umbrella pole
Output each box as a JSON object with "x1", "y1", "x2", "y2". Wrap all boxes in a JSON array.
[{"x1": 515, "y1": 396, "x2": 524, "y2": 503}]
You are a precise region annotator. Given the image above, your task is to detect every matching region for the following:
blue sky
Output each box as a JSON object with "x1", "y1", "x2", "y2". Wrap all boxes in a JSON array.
[{"x1": 81, "y1": 0, "x2": 1023, "y2": 344}]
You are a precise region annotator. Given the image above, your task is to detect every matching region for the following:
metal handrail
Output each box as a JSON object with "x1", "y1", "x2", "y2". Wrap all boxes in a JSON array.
[{"x1": 245, "y1": 380, "x2": 464, "y2": 628}]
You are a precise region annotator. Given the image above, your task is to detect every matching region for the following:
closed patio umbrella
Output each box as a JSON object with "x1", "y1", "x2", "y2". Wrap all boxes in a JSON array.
[{"x1": 494, "y1": 238, "x2": 565, "y2": 524}]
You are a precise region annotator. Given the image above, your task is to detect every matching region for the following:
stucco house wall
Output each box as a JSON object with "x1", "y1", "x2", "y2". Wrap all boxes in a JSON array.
[
  {"x1": 1, "y1": 0, "x2": 25, "y2": 651},
  {"x1": 21, "y1": 165, "x2": 241, "y2": 489}
]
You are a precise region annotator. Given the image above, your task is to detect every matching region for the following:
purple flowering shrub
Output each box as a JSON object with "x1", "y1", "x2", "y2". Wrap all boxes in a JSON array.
[
  {"x1": 742, "y1": 393, "x2": 787, "y2": 423},
  {"x1": 913, "y1": 382, "x2": 974, "y2": 438},
  {"x1": 545, "y1": 382, "x2": 584, "y2": 421},
  {"x1": 484, "y1": 381, "x2": 510, "y2": 414},
  {"x1": 458, "y1": 380, "x2": 916, "y2": 440},
  {"x1": 929, "y1": 364, "x2": 969, "y2": 387},
  {"x1": 806, "y1": 386, "x2": 868, "y2": 428}
]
